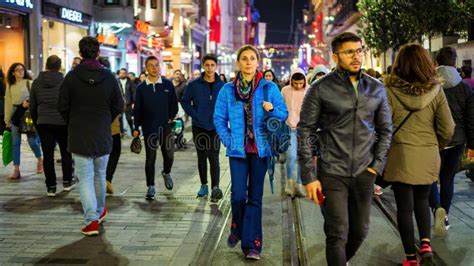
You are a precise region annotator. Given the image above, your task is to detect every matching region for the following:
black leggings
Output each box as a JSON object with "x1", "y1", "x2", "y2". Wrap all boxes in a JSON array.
[
  {"x1": 106, "y1": 134, "x2": 122, "y2": 182},
  {"x1": 393, "y1": 182, "x2": 431, "y2": 255}
]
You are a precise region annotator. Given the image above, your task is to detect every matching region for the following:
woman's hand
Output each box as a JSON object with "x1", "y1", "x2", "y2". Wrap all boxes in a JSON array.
[{"x1": 262, "y1": 101, "x2": 273, "y2": 112}]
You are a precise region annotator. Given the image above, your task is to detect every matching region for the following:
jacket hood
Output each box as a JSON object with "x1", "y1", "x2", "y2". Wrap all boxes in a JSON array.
[
  {"x1": 289, "y1": 67, "x2": 307, "y2": 90},
  {"x1": 436, "y1": 66, "x2": 462, "y2": 89},
  {"x1": 36, "y1": 71, "x2": 63, "y2": 88},
  {"x1": 385, "y1": 74, "x2": 440, "y2": 111},
  {"x1": 73, "y1": 63, "x2": 109, "y2": 85}
]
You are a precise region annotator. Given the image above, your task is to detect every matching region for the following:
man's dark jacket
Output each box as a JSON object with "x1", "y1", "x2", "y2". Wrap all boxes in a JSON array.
[
  {"x1": 58, "y1": 62, "x2": 124, "y2": 157},
  {"x1": 298, "y1": 69, "x2": 393, "y2": 185},
  {"x1": 29, "y1": 71, "x2": 66, "y2": 125},
  {"x1": 181, "y1": 73, "x2": 224, "y2": 130},
  {"x1": 436, "y1": 66, "x2": 474, "y2": 149},
  {"x1": 133, "y1": 77, "x2": 178, "y2": 136},
  {"x1": 118, "y1": 77, "x2": 135, "y2": 105}
]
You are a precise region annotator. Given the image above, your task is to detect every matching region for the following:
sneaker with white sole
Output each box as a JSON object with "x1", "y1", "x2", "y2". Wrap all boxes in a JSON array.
[
  {"x1": 81, "y1": 220, "x2": 99, "y2": 236},
  {"x1": 47, "y1": 187, "x2": 56, "y2": 197}
]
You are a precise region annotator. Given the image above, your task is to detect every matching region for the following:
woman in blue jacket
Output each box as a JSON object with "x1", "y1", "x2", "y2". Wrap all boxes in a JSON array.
[{"x1": 214, "y1": 45, "x2": 288, "y2": 260}]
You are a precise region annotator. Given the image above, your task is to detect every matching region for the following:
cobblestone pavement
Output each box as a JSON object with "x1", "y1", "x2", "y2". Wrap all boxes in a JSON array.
[{"x1": 0, "y1": 134, "x2": 231, "y2": 265}]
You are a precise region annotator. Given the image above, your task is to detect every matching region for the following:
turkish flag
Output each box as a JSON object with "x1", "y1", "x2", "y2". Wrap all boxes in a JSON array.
[{"x1": 209, "y1": 0, "x2": 221, "y2": 43}]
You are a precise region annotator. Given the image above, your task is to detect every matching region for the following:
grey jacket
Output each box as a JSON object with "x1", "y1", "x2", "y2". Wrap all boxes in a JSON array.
[
  {"x1": 298, "y1": 69, "x2": 393, "y2": 184},
  {"x1": 29, "y1": 71, "x2": 66, "y2": 125}
]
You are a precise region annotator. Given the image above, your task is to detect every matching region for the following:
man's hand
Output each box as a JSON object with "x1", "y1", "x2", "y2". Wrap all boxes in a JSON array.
[
  {"x1": 305, "y1": 180, "x2": 324, "y2": 205},
  {"x1": 262, "y1": 101, "x2": 273, "y2": 112},
  {"x1": 468, "y1": 149, "x2": 474, "y2": 160},
  {"x1": 133, "y1": 130, "x2": 140, "y2": 138}
]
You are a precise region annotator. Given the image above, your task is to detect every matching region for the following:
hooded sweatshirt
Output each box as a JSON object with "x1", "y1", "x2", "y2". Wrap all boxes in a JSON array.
[
  {"x1": 436, "y1": 66, "x2": 474, "y2": 148},
  {"x1": 58, "y1": 61, "x2": 124, "y2": 157},
  {"x1": 281, "y1": 68, "x2": 308, "y2": 128},
  {"x1": 29, "y1": 71, "x2": 66, "y2": 125}
]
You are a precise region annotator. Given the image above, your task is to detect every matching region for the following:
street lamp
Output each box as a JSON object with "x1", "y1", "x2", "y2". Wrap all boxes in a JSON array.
[{"x1": 237, "y1": 16, "x2": 248, "y2": 22}]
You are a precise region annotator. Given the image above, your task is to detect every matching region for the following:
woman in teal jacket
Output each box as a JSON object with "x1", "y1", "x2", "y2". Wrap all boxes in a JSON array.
[{"x1": 214, "y1": 45, "x2": 288, "y2": 260}]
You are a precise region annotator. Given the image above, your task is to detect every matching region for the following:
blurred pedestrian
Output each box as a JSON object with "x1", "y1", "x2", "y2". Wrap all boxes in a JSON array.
[
  {"x1": 219, "y1": 73, "x2": 227, "y2": 83},
  {"x1": 117, "y1": 68, "x2": 136, "y2": 135},
  {"x1": 71, "y1": 57, "x2": 81, "y2": 70},
  {"x1": 182, "y1": 54, "x2": 225, "y2": 201},
  {"x1": 58, "y1": 36, "x2": 124, "y2": 236},
  {"x1": 29, "y1": 55, "x2": 73, "y2": 197},
  {"x1": 460, "y1": 65, "x2": 474, "y2": 88},
  {"x1": 214, "y1": 45, "x2": 288, "y2": 260},
  {"x1": 128, "y1": 72, "x2": 140, "y2": 86},
  {"x1": 172, "y1": 70, "x2": 187, "y2": 101},
  {"x1": 298, "y1": 32, "x2": 392, "y2": 266},
  {"x1": 281, "y1": 68, "x2": 307, "y2": 198},
  {"x1": 139, "y1": 72, "x2": 147, "y2": 82},
  {"x1": 192, "y1": 69, "x2": 201, "y2": 80},
  {"x1": 4, "y1": 62, "x2": 43, "y2": 179},
  {"x1": 133, "y1": 56, "x2": 178, "y2": 200},
  {"x1": 307, "y1": 64, "x2": 329, "y2": 85},
  {"x1": 429, "y1": 46, "x2": 474, "y2": 236},
  {"x1": 384, "y1": 43, "x2": 455, "y2": 265},
  {"x1": 263, "y1": 69, "x2": 281, "y2": 90}
]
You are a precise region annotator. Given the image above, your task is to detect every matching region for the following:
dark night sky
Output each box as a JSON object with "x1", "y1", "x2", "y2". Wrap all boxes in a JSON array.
[{"x1": 254, "y1": 0, "x2": 307, "y2": 44}]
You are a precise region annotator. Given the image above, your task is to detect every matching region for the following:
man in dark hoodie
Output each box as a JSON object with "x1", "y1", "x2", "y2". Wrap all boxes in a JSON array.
[
  {"x1": 30, "y1": 55, "x2": 74, "y2": 197},
  {"x1": 181, "y1": 53, "x2": 224, "y2": 201},
  {"x1": 430, "y1": 46, "x2": 474, "y2": 236},
  {"x1": 133, "y1": 56, "x2": 178, "y2": 200},
  {"x1": 58, "y1": 37, "x2": 124, "y2": 236}
]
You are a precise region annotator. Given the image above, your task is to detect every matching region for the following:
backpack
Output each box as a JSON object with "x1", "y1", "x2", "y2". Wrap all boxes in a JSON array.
[{"x1": 263, "y1": 85, "x2": 290, "y2": 193}]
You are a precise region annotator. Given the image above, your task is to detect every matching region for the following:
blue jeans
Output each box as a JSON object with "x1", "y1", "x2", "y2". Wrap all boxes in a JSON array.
[
  {"x1": 429, "y1": 144, "x2": 464, "y2": 214},
  {"x1": 11, "y1": 125, "x2": 42, "y2": 165},
  {"x1": 286, "y1": 129, "x2": 301, "y2": 183},
  {"x1": 229, "y1": 154, "x2": 267, "y2": 254},
  {"x1": 73, "y1": 153, "x2": 109, "y2": 224}
]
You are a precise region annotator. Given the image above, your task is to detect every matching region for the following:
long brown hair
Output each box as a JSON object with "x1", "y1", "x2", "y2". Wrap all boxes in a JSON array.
[
  {"x1": 392, "y1": 43, "x2": 438, "y2": 84},
  {"x1": 7, "y1": 62, "x2": 31, "y2": 86}
]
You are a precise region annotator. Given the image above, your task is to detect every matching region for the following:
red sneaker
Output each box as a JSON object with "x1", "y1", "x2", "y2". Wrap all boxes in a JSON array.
[
  {"x1": 81, "y1": 221, "x2": 99, "y2": 236},
  {"x1": 99, "y1": 208, "x2": 107, "y2": 224},
  {"x1": 402, "y1": 260, "x2": 419, "y2": 266}
]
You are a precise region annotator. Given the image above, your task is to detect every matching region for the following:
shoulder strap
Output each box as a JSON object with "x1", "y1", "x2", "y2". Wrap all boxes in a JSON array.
[{"x1": 393, "y1": 111, "x2": 414, "y2": 136}]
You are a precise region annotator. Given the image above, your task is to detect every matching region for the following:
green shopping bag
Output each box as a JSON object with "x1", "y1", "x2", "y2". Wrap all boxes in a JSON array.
[{"x1": 2, "y1": 129, "x2": 13, "y2": 166}]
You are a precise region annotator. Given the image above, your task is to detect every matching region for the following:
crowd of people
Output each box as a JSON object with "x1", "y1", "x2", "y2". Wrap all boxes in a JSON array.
[{"x1": 1, "y1": 31, "x2": 473, "y2": 265}]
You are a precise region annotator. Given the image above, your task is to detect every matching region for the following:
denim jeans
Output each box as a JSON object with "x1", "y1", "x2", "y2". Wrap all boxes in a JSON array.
[
  {"x1": 11, "y1": 124, "x2": 42, "y2": 165},
  {"x1": 73, "y1": 153, "x2": 109, "y2": 224},
  {"x1": 286, "y1": 129, "x2": 301, "y2": 183},
  {"x1": 429, "y1": 144, "x2": 464, "y2": 214},
  {"x1": 229, "y1": 154, "x2": 267, "y2": 254}
]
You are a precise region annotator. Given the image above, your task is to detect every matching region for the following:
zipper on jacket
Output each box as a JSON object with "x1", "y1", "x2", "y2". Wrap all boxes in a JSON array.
[{"x1": 347, "y1": 76, "x2": 360, "y2": 177}]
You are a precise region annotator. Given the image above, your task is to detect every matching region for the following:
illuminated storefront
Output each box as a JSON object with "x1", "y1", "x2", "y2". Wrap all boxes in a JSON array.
[
  {"x1": 0, "y1": 0, "x2": 34, "y2": 72},
  {"x1": 42, "y1": 2, "x2": 92, "y2": 72}
]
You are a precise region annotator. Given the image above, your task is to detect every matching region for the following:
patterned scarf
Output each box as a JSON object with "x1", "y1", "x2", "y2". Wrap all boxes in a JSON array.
[{"x1": 234, "y1": 71, "x2": 263, "y2": 153}]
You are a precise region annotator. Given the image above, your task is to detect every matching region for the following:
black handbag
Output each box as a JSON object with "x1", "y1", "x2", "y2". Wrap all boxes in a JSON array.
[
  {"x1": 375, "y1": 110, "x2": 414, "y2": 188},
  {"x1": 130, "y1": 137, "x2": 142, "y2": 154}
]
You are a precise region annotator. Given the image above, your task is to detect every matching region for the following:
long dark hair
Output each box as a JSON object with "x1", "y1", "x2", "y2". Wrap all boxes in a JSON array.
[
  {"x1": 392, "y1": 43, "x2": 438, "y2": 84},
  {"x1": 7, "y1": 63, "x2": 31, "y2": 86}
]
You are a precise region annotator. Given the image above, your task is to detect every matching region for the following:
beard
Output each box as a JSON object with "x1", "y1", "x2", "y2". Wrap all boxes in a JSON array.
[{"x1": 339, "y1": 63, "x2": 361, "y2": 76}]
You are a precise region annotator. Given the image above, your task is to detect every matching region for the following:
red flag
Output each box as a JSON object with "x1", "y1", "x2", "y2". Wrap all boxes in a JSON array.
[{"x1": 209, "y1": 0, "x2": 221, "y2": 43}]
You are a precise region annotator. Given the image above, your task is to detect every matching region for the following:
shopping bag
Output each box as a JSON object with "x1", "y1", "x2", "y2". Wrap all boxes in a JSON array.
[{"x1": 2, "y1": 129, "x2": 13, "y2": 166}]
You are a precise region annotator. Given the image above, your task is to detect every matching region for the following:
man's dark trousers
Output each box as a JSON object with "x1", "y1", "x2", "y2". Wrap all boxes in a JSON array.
[
  {"x1": 320, "y1": 171, "x2": 376, "y2": 266},
  {"x1": 144, "y1": 124, "x2": 174, "y2": 186}
]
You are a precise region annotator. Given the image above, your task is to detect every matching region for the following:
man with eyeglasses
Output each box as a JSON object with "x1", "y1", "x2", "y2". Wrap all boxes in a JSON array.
[{"x1": 298, "y1": 32, "x2": 392, "y2": 265}]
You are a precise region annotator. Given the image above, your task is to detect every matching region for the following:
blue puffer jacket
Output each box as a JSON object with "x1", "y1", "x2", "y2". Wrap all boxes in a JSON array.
[
  {"x1": 214, "y1": 77, "x2": 288, "y2": 158},
  {"x1": 181, "y1": 73, "x2": 225, "y2": 130}
]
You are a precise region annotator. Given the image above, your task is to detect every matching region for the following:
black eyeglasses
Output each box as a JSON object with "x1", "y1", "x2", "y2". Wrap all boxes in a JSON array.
[{"x1": 335, "y1": 47, "x2": 366, "y2": 57}]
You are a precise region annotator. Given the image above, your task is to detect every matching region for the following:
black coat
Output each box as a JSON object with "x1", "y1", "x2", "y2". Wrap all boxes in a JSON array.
[
  {"x1": 298, "y1": 70, "x2": 393, "y2": 184},
  {"x1": 29, "y1": 71, "x2": 66, "y2": 125},
  {"x1": 58, "y1": 63, "x2": 124, "y2": 157},
  {"x1": 118, "y1": 78, "x2": 135, "y2": 105}
]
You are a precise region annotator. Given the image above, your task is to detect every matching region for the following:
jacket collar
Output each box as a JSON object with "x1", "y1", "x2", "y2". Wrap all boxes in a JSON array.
[
  {"x1": 199, "y1": 72, "x2": 222, "y2": 84},
  {"x1": 334, "y1": 68, "x2": 363, "y2": 81},
  {"x1": 146, "y1": 76, "x2": 163, "y2": 85}
]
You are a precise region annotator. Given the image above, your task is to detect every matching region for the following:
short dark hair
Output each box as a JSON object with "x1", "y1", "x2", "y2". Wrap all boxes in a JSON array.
[
  {"x1": 173, "y1": 69, "x2": 182, "y2": 74},
  {"x1": 331, "y1": 32, "x2": 362, "y2": 53},
  {"x1": 119, "y1": 68, "x2": 127, "y2": 73},
  {"x1": 73, "y1": 57, "x2": 82, "y2": 62},
  {"x1": 79, "y1": 36, "x2": 100, "y2": 59},
  {"x1": 436, "y1": 47, "x2": 457, "y2": 67},
  {"x1": 461, "y1": 65, "x2": 472, "y2": 78},
  {"x1": 145, "y1": 56, "x2": 158, "y2": 67},
  {"x1": 202, "y1": 53, "x2": 218, "y2": 64},
  {"x1": 129, "y1": 72, "x2": 136, "y2": 77},
  {"x1": 291, "y1": 73, "x2": 305, "y2": 80},
  {"x1": 46, "y1": 55, "x2": 61, "y2": 71}
]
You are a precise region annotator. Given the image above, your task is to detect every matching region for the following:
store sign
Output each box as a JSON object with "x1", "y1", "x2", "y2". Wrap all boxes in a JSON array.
[
  {"x1": 59, "y1": 7, "x2": 83, "y2": 23},
  {"x1": 0, "y1": 0, "x2": 34, "y2": 12},
  {"x1": 135, "y1": 20, "x2": 150, "y2": 35}
]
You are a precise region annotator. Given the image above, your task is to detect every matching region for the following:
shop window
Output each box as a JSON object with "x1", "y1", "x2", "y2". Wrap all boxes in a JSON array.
[
  {"x1": 105, "y1": 0, "x2": 120, "y2": 5},
  {"x1": 151, "y1": 0, "x2": 157, "y2": 9},
  {"x1": 139, "y1": 0, "x2": 145, "y2": 6}
]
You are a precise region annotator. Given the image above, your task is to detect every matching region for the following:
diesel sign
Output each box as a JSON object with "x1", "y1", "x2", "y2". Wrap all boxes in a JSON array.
[{"x1": 60, "y1": 7, "x2": 83, "y2": 23}]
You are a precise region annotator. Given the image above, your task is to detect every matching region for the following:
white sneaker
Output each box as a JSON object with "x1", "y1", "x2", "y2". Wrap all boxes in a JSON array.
[{"x1": 285, "y1": 179, "x2": 295, "y2": 197}]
